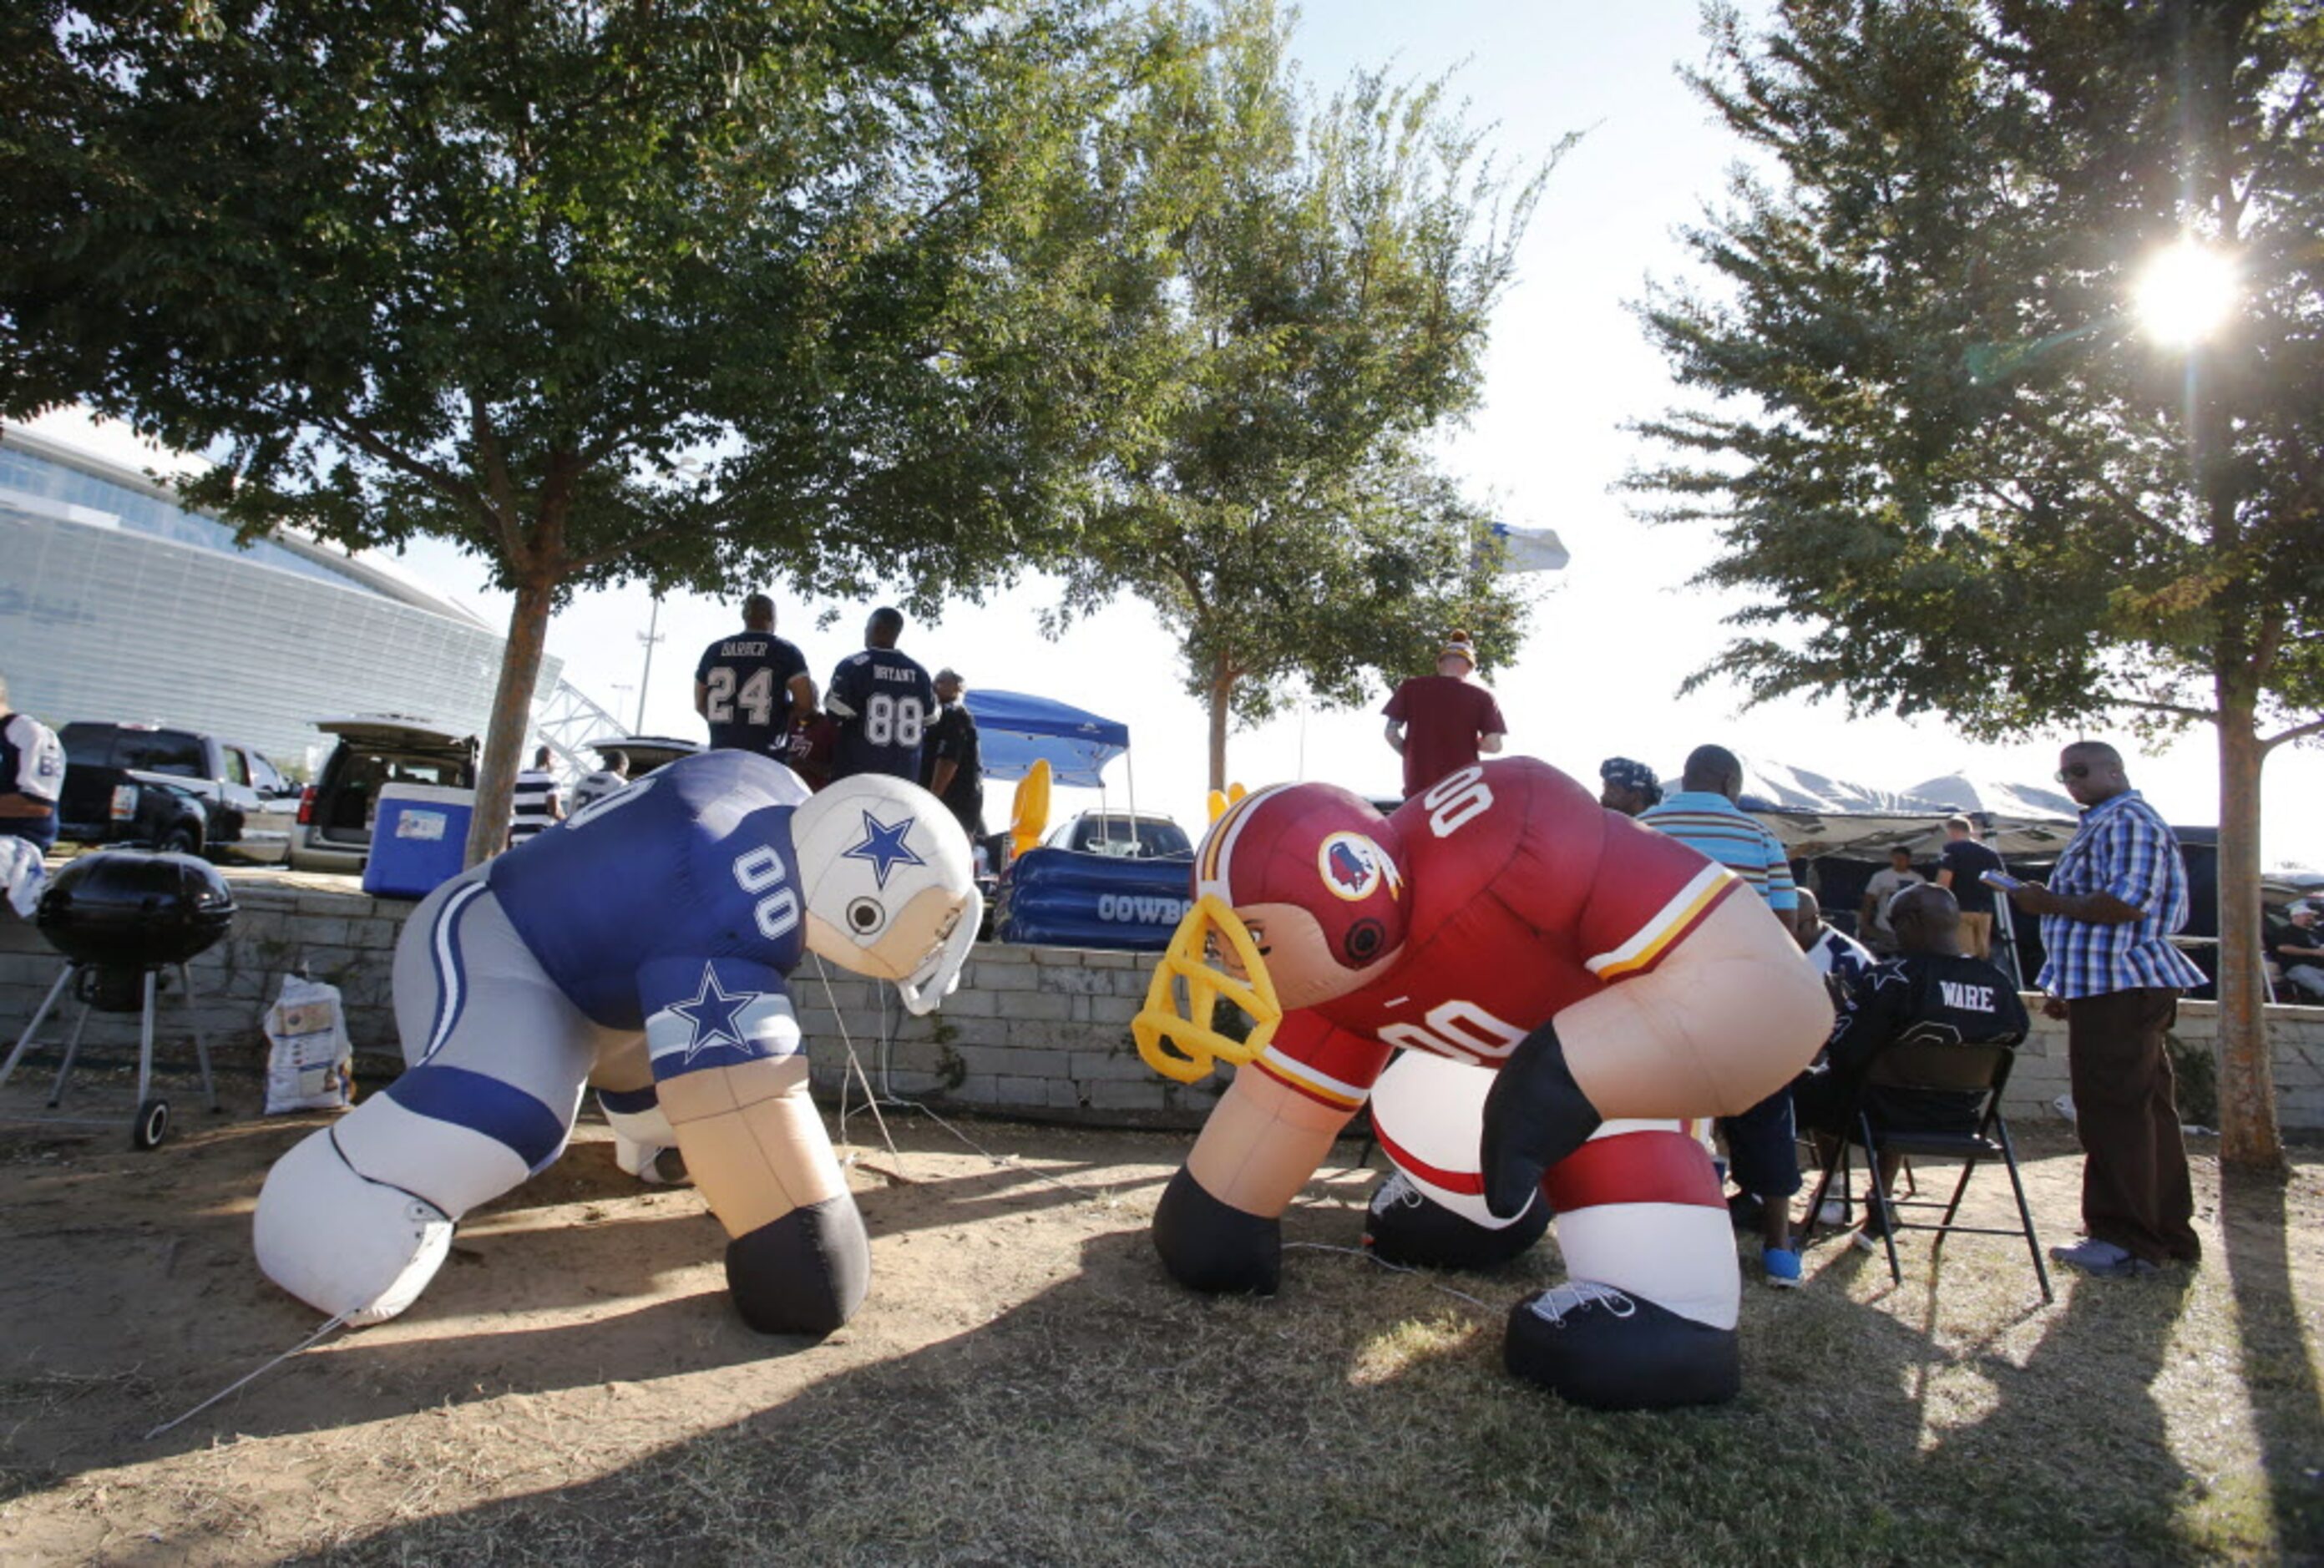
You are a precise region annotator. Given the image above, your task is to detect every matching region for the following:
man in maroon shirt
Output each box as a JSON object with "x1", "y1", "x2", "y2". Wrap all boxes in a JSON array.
[{"x1": 1382, "y1": 631, "x2": 1509, "y2": 800}]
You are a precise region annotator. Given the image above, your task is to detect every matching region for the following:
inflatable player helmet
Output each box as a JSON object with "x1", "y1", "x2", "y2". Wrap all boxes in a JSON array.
[
  {"x1": 790, "y1": 773, "x2": 981, "y2": 1014},
  {"x1": 1132, "y1": 783, "x2": 1408, "y2": 1082}
]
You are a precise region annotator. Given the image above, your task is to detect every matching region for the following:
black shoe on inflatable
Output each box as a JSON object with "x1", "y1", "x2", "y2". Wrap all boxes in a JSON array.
[
  {"x1": 1364, "y1": 1171, "x2": 1552, "y2": 1272},
  {"x1": 726, "y1": 1194, "x2": 871, "y2": 1337},
  {"x1": 1504, "y1": 1281, "x2": 1741, "y2": 1410}
]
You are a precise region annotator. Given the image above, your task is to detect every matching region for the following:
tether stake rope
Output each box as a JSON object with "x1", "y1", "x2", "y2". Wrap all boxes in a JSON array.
[{"x1": 144, "y1": 1311, "x2": 352, "y2": 1442}]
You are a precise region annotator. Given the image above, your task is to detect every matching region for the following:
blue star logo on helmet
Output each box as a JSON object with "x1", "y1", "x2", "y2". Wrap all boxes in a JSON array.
[{"x1": 842, "y1": 811, "x2": 925, "y2": 889}]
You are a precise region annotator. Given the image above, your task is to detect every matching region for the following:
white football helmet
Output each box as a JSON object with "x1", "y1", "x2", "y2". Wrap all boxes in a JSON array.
[{"x1": 791, "y1": 773, "x2": 980, "y2": 1014}]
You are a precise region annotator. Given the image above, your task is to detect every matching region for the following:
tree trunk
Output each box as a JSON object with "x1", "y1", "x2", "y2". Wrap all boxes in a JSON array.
[
  {"x1": 1207, "y1": 655, "x2": 1233, "y2": 794},
  {"x1": 463, "y1": 572, "x2": 558, "y2": 868},
  {"x1": 2213, "y1": 700, "x2": 2284, "y2": 1172}
]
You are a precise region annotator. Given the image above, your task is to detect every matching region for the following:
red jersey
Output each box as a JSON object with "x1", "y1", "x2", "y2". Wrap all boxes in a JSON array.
[
  {"x1": 1383, "y1": 676, "x2": 1508, "y2": 798},
  {"x1": 1253, "y1": 759, "x2": 1739, "y2": 1112}
]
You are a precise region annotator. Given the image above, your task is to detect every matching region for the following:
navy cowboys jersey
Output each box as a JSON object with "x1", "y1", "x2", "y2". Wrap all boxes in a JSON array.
[
  {"x1": 487, "y1": 750, "x2": 809, "y2": 1035},
  {"x1": 695, "y1": 631, "x2": 808, "y2": 757},
  {"x1": 826, "y1": 648, "x2": 934, "y2": 782}
]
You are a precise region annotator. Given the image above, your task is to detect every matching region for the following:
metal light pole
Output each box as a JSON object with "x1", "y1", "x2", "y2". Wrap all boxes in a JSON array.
[{"x1": 635, "y1": 595, "x2": 664, "y2": 733}]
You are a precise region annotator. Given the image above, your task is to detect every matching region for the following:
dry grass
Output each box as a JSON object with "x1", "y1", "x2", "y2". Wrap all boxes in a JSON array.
[{"x1": 1, "y1": 1103, "x2": 2319, "y2": 1567}]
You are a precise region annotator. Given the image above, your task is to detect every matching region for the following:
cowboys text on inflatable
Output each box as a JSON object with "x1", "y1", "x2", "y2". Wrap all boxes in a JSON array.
[
  {"x1": 254, "y1": 751, "x2": 979, "y2": 1335},
  {"x1": 1132, "y1": 759, "x2": 1830, "y2": 1409}
]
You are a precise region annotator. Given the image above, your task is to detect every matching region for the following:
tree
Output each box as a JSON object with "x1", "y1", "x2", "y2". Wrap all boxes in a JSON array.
[
  {"x1": 1052, "y1": 0, "x2": 1548, "y2": 790},
  {"x1": 1631, "y1": 0, "x2": 2323, "y2": 1169},
  {"x1": 0, "y1": 0, "x2": 1118, "y2": 864}
]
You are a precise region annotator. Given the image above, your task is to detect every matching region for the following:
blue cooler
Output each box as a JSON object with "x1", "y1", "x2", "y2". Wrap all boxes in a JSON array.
[{"x1": 362, "y1": 783, "x2": 475, "y2": 898}]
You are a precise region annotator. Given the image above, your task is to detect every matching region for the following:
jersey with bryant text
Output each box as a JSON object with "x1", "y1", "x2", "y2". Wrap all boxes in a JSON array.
[
  {"x1": 695, "y1": 631, "x2": 808, "y2": 757},
  {"x1": 827, "y1": 647, "x2": 935, "y2": 782},
  {"x1": 1253, "y1": 758, "x2": 1740, "y2": 1113},
  {"x1": 486, "y1": 750, "x2": 808, "y2": 1034}
]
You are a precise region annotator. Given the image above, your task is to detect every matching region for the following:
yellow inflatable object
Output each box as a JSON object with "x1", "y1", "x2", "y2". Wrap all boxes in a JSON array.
[
  {"x1": 1010, "y1": 758, "x2": 1052, "y2": 860},
  {"x1": 1206, "y1": 790, "x2": 1228, "y2": 823},
  {"x1": 1227, "y1": 782, "x2": 1248, "y2": 804},
  {"x1": 1132, "y1": 894, "x2": 1283, "y2": 1083}
]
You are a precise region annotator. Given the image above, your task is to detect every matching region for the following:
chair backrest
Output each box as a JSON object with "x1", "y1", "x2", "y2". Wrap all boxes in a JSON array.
[{"x1": 1863, "y1": 1026, "x2": 2018, "y2": 1099}]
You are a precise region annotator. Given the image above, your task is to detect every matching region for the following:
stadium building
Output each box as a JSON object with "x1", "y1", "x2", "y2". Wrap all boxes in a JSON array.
[{"x1": 0, "y1": 414, "x2": 563, "y2": 776}]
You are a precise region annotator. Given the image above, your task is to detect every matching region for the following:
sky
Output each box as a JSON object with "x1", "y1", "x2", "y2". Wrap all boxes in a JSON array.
[{"x1": 375, "y1": 1, "x2": 2322, "y2": 871}]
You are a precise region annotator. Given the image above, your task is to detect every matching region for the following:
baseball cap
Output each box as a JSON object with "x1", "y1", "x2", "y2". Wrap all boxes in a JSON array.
[{"x1": 935, "y1": 667, "x2": 963, "y2": 683}]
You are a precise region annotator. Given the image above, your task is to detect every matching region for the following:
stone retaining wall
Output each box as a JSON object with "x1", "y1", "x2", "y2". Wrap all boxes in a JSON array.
[{"x1": 5, "y1": 867, "x2": 2319, "y2": 1136}]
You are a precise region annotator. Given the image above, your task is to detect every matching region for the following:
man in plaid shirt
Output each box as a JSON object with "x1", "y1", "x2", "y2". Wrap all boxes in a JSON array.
[{"x1": 2003, "y1": 741, "x2": 2206, "y2": 1278}]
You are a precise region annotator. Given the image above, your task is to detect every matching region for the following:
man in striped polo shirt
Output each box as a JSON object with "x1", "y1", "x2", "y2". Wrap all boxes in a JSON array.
[
  {"x1": 506, "y1": 746, "x2": 564, "y2": 849},
  {"x1": 2002, "y1": 741, "x2": 2207, "y2": 1278},
  {"x1": 1640, "y1": 745, "x2": 1810, "y2": 1287}
]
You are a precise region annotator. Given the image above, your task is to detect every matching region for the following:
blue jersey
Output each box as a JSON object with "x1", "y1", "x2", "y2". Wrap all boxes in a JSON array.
[
  {"x1": 487, "y1": 750, "x2": 809, "y2": 1033},
  {"x1": 694, "y1": 631, "x2": 808, "y2": 757},
  {"x1": 827, "y1": 648, "x2": 934, "y2": 781}
]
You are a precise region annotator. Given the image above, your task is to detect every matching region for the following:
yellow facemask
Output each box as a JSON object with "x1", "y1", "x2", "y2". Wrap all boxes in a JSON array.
[{"x1": 1132, "y1": 894, "x2": 1284, "y2": 1084}]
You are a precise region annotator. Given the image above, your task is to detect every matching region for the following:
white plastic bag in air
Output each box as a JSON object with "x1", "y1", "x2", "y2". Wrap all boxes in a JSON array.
[{"x1": 264, "y1": 974, "x2": 355, "y2": 1114}]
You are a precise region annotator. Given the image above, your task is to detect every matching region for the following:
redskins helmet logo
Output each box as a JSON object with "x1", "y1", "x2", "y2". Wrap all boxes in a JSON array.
[{"x1": 1316, "y1": 832, "x2": 1399, "y2": 903}]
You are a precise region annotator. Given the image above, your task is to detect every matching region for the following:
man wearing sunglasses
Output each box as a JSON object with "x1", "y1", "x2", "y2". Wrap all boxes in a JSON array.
[{"x1": 2000, "y1": 741, "x2": 2205, "y2": 1279}]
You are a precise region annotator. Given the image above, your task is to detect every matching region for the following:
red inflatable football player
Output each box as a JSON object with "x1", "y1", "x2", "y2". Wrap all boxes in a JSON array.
[{"x1": 1132, "y1": 758, "x2": 1831, "y2": 1409}]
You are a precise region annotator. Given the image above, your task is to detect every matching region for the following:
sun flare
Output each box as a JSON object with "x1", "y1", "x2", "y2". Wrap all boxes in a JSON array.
[{"x1": 2132, "y1": 240, "x2": 2238, "y2": 347}]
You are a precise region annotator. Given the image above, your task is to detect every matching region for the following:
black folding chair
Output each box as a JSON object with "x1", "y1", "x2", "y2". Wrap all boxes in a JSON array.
[{"x1": 1799, "y1": 1026, "x2": 2053, "y2": 1303}]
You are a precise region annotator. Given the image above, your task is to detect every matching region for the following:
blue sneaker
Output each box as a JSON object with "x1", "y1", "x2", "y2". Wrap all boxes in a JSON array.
[{"x1": 1761, "y1": 1246, "x2": 1803, "y2": 1288}]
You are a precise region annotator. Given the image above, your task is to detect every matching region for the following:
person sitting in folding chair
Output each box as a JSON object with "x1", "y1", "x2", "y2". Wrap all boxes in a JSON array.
[{"x1": 1793, "y1": 883, "x2": 2031, "y2": 1261}]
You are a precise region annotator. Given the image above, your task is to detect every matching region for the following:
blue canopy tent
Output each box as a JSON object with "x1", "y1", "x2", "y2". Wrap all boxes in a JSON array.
[{"x1": 963, "y1": 690, "x2": 1130, "y2": 789}]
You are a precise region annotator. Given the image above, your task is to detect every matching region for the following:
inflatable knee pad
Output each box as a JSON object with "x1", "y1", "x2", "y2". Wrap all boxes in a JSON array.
[
  {"x1": 1503, "y1": 1282, "x2": 1741, "y2": 1411},
  {"x1": 725, "y1": 1194, "x2": 871, "y2": 1337},
  {"x1": 1481, "y1": 1023, "x2": 1603, "y2": 1219},
  {"x1": 1152, "y1": 1165, "x2": 1281, "y2": 1295},
  {"x1": 1364, "y1": 1171, "x2": 1550, "y2": 1272},
  {"x1": 254, "y1": 1129, "x2": 453, "y2": 1325}
]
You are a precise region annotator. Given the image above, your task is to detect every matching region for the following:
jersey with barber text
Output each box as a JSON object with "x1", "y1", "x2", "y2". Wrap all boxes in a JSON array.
[
  {"x1": 486, "y1": 750, "x2": 808, "y2": 1045},
  {"x1": 695, "y1": 631, "x2": 808, "y2": 758},
  {"x1": 1253, "y1": 758, "x2": 1740, "y2": 1113},
  {"x1": 827, "y1": 648, "x2": 934, "y2": 782}
]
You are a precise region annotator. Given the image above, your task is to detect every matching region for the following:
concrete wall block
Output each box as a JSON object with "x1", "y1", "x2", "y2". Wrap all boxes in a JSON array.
[
  {"x1": 1005, "y1": 991, "x2": 1075, "y2": 1021},
  {"x1": 1046, "y1": 1079, "x2": 1088, "y2": 1109},
  {"x1": 1067, "y1": 1050, "x2": 1154, "y2": 1083},
  {"x1": 969, "y1": 943, "x2": 1034, "y2": 967},
  {"x1": 1035, "y1": 964, "x2": 1115, "y2": 996},
  {"x1": 996, "y1": 1074, "x2": 1054, "y2": 1104},
  {"x1": 1085, "y1": 1080, "x2": 1167, "y2": 1111},
  {"x1": 950, "y1": 1072, "x2": 1000, "y2": 1104},
  {"x1": 954, "y1": 1044, "x2": 1066, "y2": 1079},
  {"x1": 1074, "y1": 994, "x2": 1142, "y2": 1026},
  {"x1": 934, "y1": 989, "x2": 1002, "y2": 1019},
  {"x1": 1005, "y1": 1019, "x2": 1112, "y2": 1051},
  {"x1": 970, "y1": 963, "x2": 1043, "y2": 993}
]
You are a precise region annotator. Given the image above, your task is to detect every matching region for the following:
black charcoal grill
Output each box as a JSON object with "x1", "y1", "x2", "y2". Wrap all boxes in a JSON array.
[{"x1": 0, "y1": 850, "x2": 232, "y2": 1147}]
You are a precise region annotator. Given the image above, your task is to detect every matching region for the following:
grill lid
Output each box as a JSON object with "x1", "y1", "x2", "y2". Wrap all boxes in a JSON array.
[{"x1": 36, "y1": 850, "x2": 237, "y2": 969}]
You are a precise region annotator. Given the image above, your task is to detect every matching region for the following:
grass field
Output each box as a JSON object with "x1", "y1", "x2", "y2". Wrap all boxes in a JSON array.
[{"x1": 2, "y1": 1109, "x2": 2318, "y2": 1565}]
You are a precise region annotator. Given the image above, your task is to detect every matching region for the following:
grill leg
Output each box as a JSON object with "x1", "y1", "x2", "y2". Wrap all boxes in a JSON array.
[
  {"x1": 134, "y1": 969, "x2": 158, "y2": 1110},
  {"x1": 0, "y1": 964, "x2": 75, "y2": 1090},
  {"x1": 178, "y1": 964, "x2": 219, "y2": 1111},
  {"x1": 48, "y1": 1001, "x2": 94, "y2": 1108}
]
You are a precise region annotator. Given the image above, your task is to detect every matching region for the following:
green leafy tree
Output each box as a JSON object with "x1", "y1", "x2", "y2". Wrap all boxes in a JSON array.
[
  {"x1": 1054, "y1": 0, "x2": 1548, "y2": 791},
  {"x1": 1632, "y1": 0, "x2": 2323, "y2": 1168},
  {"x1": 0, "y1": 0, "x2": 1118, "y2": 863}
]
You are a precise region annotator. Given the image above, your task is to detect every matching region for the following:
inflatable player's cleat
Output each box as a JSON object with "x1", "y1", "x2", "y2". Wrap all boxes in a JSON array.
[
  {"x1": 1364, "y1": 1169, "x2": 1550, "y2": 1272},
  {"x1": 1503, "y1": 1281, "x2": 1742, "y2": 1410}
]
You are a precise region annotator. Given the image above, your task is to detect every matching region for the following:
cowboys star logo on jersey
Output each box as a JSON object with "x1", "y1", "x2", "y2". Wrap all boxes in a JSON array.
[{"x1": 667, "y1": 963, "x2": 757, "y2": 1064}]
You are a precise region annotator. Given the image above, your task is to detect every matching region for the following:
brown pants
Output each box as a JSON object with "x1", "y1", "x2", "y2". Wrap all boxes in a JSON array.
[
  {"x1": 1957, "y1": 912, "x2": 1993, "y2": 960},
  {"x1": 2066, "y1": 988, "x2": 2200, "y2": 1264}
]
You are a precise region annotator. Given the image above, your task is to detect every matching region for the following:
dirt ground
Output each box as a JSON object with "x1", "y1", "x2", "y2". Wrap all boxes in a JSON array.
[{"x1": 1, "y1": 1067, "x2": 2319, "y2": 1565}]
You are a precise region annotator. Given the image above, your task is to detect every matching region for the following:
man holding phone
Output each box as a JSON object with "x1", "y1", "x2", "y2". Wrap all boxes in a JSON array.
[{"x1": 2000, "y1": 741, "x2": 2205, "y2": 1279}]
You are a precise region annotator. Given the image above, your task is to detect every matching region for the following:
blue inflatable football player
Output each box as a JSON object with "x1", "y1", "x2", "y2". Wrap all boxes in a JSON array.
[{"x1": 253, "y1": 750, "x2": 979, "y2": 1336}]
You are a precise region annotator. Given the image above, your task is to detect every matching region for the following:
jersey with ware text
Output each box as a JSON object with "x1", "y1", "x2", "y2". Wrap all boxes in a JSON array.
[
  {"x1": 827, "y1": 648, "x2": 934, "y2": 782},
  {"x1": 695, "y1": 632, "x2": 808, "y2": 757},
  {"x1": 486, "y1": 749, "x2": 811, "y2": 1034},
  {"x1": 1254, "y1": 758, "x2": 1739, "y2": 1112}
]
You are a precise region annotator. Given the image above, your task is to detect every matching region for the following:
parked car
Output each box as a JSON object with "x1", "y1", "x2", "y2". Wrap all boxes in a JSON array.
[
  {"x1": 56, "y1": 721, "x2": 299, "y2": 862},
  {"x1": 582, "y1": 735, "x2": 702, "y2": 781},
  {"x1": 1040, "y1": 811, "x2": 1194, "y2": 860},
  {"x1": 290, "y1": 715, "x2": 478, "y2": 874}
]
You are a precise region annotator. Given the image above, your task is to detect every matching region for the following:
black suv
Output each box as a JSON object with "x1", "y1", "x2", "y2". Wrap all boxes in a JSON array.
[{"x1": 56, "y1": 721, "x2": 299, "y2": 862}]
